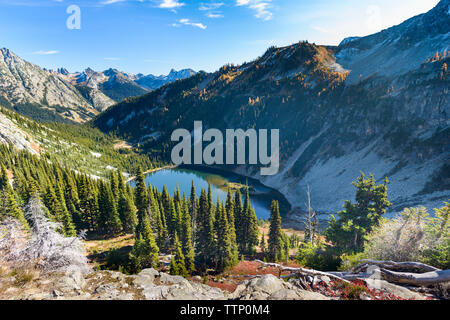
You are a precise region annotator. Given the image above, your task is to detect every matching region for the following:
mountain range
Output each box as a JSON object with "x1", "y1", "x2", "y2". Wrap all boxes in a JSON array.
[
  {"x1": 0, "y1": 48, "x2": 195, "y2": 123},
  {"x1": 0, "y1": 1, "x2": 448, "y2": 221},
  {"x1": 93, "y1": 0, "x2": 450, "y2": 219}
]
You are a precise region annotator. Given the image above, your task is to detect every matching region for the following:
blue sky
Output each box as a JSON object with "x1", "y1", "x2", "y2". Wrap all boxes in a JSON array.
[{"x1": 0, "y1": 0, "x2": 440, "y2": 75}]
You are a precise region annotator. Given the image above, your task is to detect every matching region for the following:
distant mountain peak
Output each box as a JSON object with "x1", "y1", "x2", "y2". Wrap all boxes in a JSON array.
[
  {"x1": 135, "y1": 68, "x2": 197, "y2": 90},
  {"x1": 336, "y1": 0, "x2": 450, "y2": 82}
]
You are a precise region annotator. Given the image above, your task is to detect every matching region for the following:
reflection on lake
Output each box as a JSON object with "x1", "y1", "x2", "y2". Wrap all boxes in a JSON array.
[{"x1": 129, "y1": 166, "x2": 291, "y2": 220}]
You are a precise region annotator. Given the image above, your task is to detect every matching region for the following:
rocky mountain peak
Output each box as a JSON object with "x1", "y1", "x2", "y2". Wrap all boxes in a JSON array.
[
  {"x1": 336, "y1": 0, "x2": 450, "y2": 82},
  {"x1": 57, "y1": 67, "x2": 69, "y2": 75}
]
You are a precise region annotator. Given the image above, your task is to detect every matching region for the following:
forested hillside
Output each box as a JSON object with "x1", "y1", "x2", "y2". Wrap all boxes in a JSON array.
[{"x1": 93, "y1": 39, "x2": 449, "y2": 215}]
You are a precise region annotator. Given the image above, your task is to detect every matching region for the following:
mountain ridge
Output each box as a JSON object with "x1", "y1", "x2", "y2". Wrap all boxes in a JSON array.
[
  {"x1": 93, "y1": 1, "x2": 449, "y2": 219},
  {"x1": 0, "y1": 48, "x2": 196, "y2": 123}
]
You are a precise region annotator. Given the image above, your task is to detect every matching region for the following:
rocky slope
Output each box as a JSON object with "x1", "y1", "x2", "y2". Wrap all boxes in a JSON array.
[
  {"x1": 93, "y1": 1, "x2": 449, "y2": 221},
  {"x1": 337, "y1": 0, "x2": 450, "y2": 83},
  {"x1": 0, "y1": 48, "x2": 98, "y2": 123},
  {"x1": 0, "y1": 48, "x2": 195, "y2": 123},
  {"x1": 0, "y1": 267, "x2": 431, "y2": 300},
  {"x1": 0, "y1": 109, "x2": 40, "y2": 155},
  {"x1": 58, "y1": 67, "x2": 148, "y2": 106}
]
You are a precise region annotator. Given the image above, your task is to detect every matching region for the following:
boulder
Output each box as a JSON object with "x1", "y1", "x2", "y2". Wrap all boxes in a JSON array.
[
  {"x1": 132, "y1": 268, "x2": 226, "y2": 300},
  {"x1": 364, "y1": 279, "x2": 426, "y2": 300},
  {"x1": 230, "y1": 274, "x2": 329, "y2": 300}
]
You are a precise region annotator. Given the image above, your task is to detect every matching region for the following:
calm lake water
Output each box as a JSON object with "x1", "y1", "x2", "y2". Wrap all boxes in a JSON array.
[{"x1": 130, "y1": 166, "x2": 291, "y2": 220}]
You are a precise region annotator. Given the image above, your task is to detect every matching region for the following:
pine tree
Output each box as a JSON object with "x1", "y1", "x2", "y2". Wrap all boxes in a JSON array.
[
  {"x1": 216, "y1": 202, "x2": 235, "y2": 272},
  {"x1": 169, "y1": 233, "x2": 188, "y2": 277},
  {"x1": 181, "y1": 200, "x2": 195, "y2": 273},
  {"x1": 268, "y1": 200, "x2": 283, "y2": 262},
  {"x1": 134, "y1": 167, "x2": 149, "y2": 215},
  {"x1": 110, "y1": 170, "x2": 120, "y2": 201},
  {"x1": 0, "y1": 163, "x2": 8, "y2": 190},
  {"x1": 239, "y1": 187, "x2": 259, "y2": 256},
  {"x1": 98, "y1": 181, "x2": 122, "y2": 235},
  {"x1": 195, "y1": 189, "x2": 215, "y2": 272},
  {"x1": 260, "y1": 232, "x2": 267, "y2": 254},
  {"x1": 118, "y1": 191, "x2": 138, "y2": 233},
  {"x1": 234, "y1": 189, "x2": 243, "y2": 254},
  {"x1": 117, "y1": 169, "x2": 126, "y2": 194},
  {"x1": 55, "y1": 183, "x2": 76, "y2": 237},
  {"x1": 44, "y1": 185, "x2": 76, "y2": 236},
  {"x1": 189, "y1": 181, "x2": 197, "y2": 237},
  {"x1": 225, "y1": 188, "x2": 239, "y2": 266},
  {"x1": 131, "y1": 203, "x2": 159, "y2": 272},
  {"x1": 4, "y1": 185, "x2": 28, "y2": 228},
  {"x1": 325, "y1": 173, "x2": 391, "y2": 253}
]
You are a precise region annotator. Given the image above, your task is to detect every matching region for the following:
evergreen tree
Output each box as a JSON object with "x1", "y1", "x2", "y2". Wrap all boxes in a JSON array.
[
  {"x1": 234, "y1": 189, "x2": 243, "y2": 254},
  {"x1": 260, "y1": 232, "x2": 267, "y2": 255},
  {"x1": 98, "y1": 181, "x2": 122, "y2": 235},
  {"x1": 181, "y1": 200, "x2": 195, "y2": 273},
  {"x1": 4, "y1": 185, "x2": 28, "y2": 228},
  {"x1": 117, "y1": 169, "x2": 126, "y2": 194},
  {"x1": 268, "y1": 200, "x2": 283, "y2": 262},
  {"x1": 169, "y1": 233, "x2": 188, "y2": 277},
  {"x1": 110, "y1": 170, "x2": 120, "y2": 201},
  {"x1": 325, "y1": 173, "x2": 391, "y2": 253},
  {"x1": 225, "y1": 188, "x2": 239, "y2": 266},
  {"x1": 239, "y1": 187, "x2": 259, "y2": 256},
  {"x1": 131, "y1": 204, "x2": 159, "y2": 272},
  {"x1": 117, "y1": 192, "x2": 138, "y2": 233},
  {"x1": 134, "y1": 167, "x2": 149, "y2": 215},
  {"x1": 0, "y1": 163, "x2": 8, "y2": 190},
  {"x1": 189, "y1": 181, "x2": 197, "y2": 237},
  {"x1": 216, "y1": 202, "x2": 235, "y2": 272},
  {"x1": 195, "y1": 189, "x2": 215, "y2": 272}
]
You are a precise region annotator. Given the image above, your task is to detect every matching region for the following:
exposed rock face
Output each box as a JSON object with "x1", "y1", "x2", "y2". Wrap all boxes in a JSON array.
[
  {"x1": 0, "y1": 48, "x2": 98, "y2": 123},
  {"x1": 61, "y1": 68, "x2": 148, "y2": 106},
  {"x1": 0, "y1": 47, "x2": 195, "y2": 123},
  {"x1": 0, "y1": 267, "x2": 433, "y2": 300},
  {"x1": 132, "y1": 268, "x2": 225, "y2": 300},
  {"x1": 229, "y1": 274, "x2": 329, "y2": 300},
  {"x1": 364, "y1": 279, "x2": 425, "y2": 300},
  {"x1": 0, "y1": 111, "x2": 39, "y2": 155},
  {"x1": 0, "y1": 268, "x2": 226, "y2": 300},
  {"x1": 336, "y1": 0, "x2": 450, "y2": 83}
]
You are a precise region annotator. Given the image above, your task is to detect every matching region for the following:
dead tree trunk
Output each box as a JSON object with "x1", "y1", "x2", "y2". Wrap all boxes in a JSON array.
[
  {"x1": 378, "y1": 269, "x2": 450, "y2": 286},
  {"x1": 352, "y1": 260, "x2": 441, "y2": 274},
  {"x1": 254, "y1": 260, "x2": 350, "y2": 284}
]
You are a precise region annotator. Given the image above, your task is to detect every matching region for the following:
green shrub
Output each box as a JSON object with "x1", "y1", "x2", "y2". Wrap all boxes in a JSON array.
[
  {"x1": 295, "y1": 242, "x2": 340, "y2": 271},
  {"x1": 338, "y1": 252, "x2": 367, "y2": 271}
]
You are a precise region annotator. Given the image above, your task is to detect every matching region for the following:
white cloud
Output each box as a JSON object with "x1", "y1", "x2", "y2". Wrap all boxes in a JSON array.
[
  {"x1": 104, "y1": 57, "x2": 120, "y2": 61},
  {"x1": 33, "y1": 50, "x2": 59, "y2": 55},
  {"x1": 101, "y1": 0, "x2": 126, "y2": 4},
  {"x1": 173, "y1": 18, "x2": 207, "y2": 29},
  {"x1": 199, "y1": 2, "x2": 224, "y2": 11},
  {"x1": 159, "y1": 0, "x2": 185, "y2": 9},
  {"x1": 236, "y1": 0, "x2": 273, "y2": 21},
  {"x1": 206, "y1": 12, "x2": 224, "y2": 18}
]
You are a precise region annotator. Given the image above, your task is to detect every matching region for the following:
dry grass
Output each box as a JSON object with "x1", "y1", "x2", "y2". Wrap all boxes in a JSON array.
[
  {"x1": 113, "y1": 140, "x2": 133, "y2": 150},
  {"x1": 13, "y1": 268, "x2": 38, "y2": 287},
  {"x1": 85, "y1": 234, "x2": 135, "y2": 255},
  {"x1": 85, "y1": 234, "x2": 135, "y2": 267}
]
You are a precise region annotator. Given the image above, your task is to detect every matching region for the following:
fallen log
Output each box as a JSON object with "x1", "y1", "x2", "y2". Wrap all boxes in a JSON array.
[
  {"x1": 352, "y1": 260, "x2": 440, "y2": 274},
  {"x1": 378, "y1": 268, "x2": 450, "y2": 287},
  {"x1": 254, "y1": 260, "x2": 350, "y2": 284}
]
